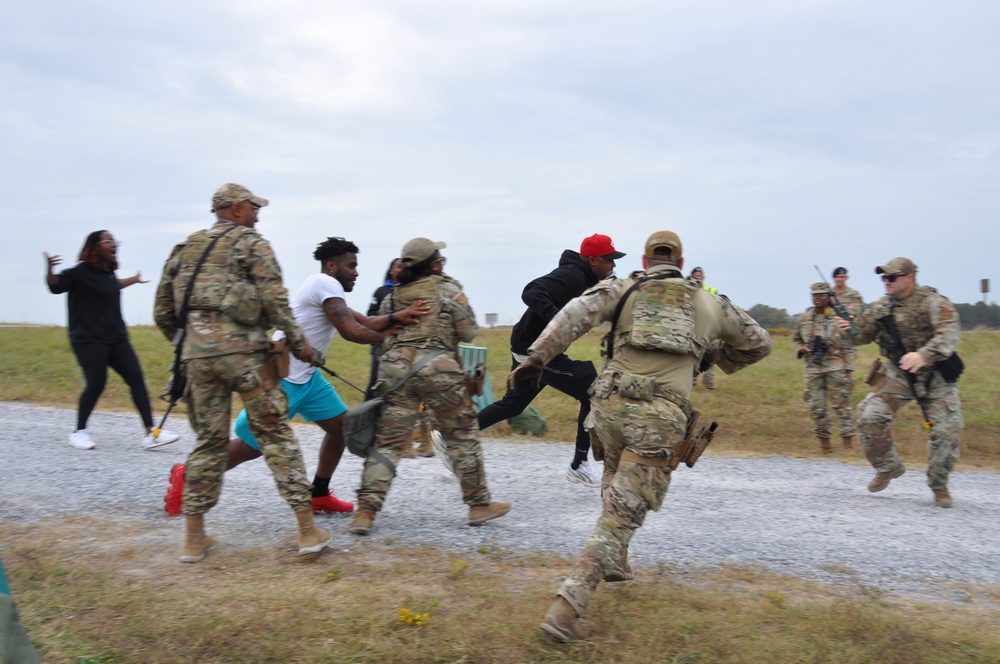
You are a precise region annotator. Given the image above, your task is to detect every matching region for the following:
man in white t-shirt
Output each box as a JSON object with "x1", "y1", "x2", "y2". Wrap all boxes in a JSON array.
[{"x1": 164, "y1": 237, "x2": 427, "y2": 516}]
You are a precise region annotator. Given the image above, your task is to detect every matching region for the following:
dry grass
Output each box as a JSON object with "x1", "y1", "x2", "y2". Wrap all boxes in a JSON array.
[
  {"x1": 2, "y1": 325, "x2": 998, "y2": 469},
  {"x1": 3, "y1": 518, "x2": 1000, "y2": 664}
]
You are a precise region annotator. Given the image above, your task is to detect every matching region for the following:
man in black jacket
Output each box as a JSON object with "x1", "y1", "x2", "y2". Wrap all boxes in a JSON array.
[{"x1": 478, "y1": 234, "x2": 624, "y2": 487}]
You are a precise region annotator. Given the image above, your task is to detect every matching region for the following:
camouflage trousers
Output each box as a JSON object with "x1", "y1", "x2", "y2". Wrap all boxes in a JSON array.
[
  {"x1": 802, "y1": 368, "x2": 856, "y2": 439},
  {"x1": 184, "y1": 352, "x2": 312, "y2": 515},
  {"x1": 358, "y1": 349, "x2": 491, "y2": 512},
  {"x1": 856, "y1": 370, "x2": 962, "y2": 490},
  {"x1": 557, "y1": 390, "x2": 686, "y2": 618}
]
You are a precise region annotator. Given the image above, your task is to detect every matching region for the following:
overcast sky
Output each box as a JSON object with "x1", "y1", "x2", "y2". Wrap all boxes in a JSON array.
[{"x1": 3, "y1": 0, "x2": 998, "y2": 329}]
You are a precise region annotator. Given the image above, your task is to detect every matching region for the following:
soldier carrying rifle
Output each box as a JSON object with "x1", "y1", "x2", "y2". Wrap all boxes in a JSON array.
[{"x1": 793, "y1": 282, "x2": 857, "y2": 453}]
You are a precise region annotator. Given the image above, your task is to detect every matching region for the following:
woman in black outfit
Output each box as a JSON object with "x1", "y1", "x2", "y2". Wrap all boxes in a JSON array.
[
  {"x1": 45, "y1": 230, "x2": 180, "y2": 450},
  {"x1": 364, "y1": 258, "x2": 403, "y2": 400}
]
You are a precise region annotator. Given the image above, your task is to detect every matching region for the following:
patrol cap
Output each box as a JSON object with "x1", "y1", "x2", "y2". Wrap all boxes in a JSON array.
[
  {"x1": 811, "y1": 282, "x2": 831, "y2": 294},
  {"x1": 690, "y1": 266, "x2": 703, "y2": 276},
  {"x1": 580, "y1": 234, "x2": 626, "y2": 259},
  {"x1": 211, "y1": 183, "x2": 269, "y2": 213},
  {"x1": 832, "y1": 266, "x2": 848, "y2": 277},
  {"x1": 644, "y1": 230, "x2": 682, "y2": 260},
  {"x1": 401, "y1": 237, "x2": 446, "y2": 265},
  {"x1": 875, "y1": 257, "x2": 917, "y2": 276}
]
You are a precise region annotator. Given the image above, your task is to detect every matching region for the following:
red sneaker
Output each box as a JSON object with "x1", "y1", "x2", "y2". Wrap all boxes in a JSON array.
[
  {"x1": 312, "y1": 491, "x2": 354, "y2": 514},
  {"x1": 164, "y1": 463, "x2": 185, "y2": 517}
]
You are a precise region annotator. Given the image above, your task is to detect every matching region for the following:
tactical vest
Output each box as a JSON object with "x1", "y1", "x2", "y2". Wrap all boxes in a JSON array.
[
  {"x1": 613, "y1": 273, "x2": 699, "y2": 357},
  {"x1": 392, "y1": 276, "x2": 457, "y2": 349},
  {"x1": 173, "y1": 226, "x2": 261, "y2": 325},
  {"x1": 877, "y1": 286, "x2": 937, "y2": 353}
]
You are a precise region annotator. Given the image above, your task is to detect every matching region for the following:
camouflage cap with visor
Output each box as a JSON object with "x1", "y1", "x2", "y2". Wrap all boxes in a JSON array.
[
  {"x1": 401, "y1": 237, "x2": 446, "y2": 265},
  {"x1": 875, "y1": 257, "x2": 917, "y2": 276},
  {"x1": 810, "y1": 282, "x2": 832, "y2": 295},
  {"x1": 211, "y1": 183, "x2": 270, "y2": 213},
  {"x1": 644, "y1": 230, "x2": 682, "y2": 260}
]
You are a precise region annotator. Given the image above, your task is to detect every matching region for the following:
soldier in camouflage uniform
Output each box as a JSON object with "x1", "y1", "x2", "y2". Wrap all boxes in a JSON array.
[
  {"x1": 509, "y1": 231, "x2": 772, "y2": 643},
  {"x1": 831, "y1": 266, "x2": 865, "y2": 379},
  {"x1": 835, "y1": 257, "x2": 963, "y2": 508},
  {"x1": 347, "y1": 238, "x2": 510, "y2": 535},
  {"x1": 793, "y1": 282, "x2": 857, "y2": 453},
  {"x1": 154, "y1": 183, "x2": 330, "y2": 562}
]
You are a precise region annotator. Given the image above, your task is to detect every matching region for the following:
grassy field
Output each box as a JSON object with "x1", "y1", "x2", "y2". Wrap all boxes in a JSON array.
[
  {"x1": 2, "y1": 325, "x2": 998, "y2": 467},
  {"x1": 3, "y1": 325, "x2": 1000, "y2": 662}
]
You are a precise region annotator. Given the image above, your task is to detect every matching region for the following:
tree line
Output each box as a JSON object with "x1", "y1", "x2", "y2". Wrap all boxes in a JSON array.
[{"x1": 747, "y1": 302, "x2": 1000, "y2": 331}]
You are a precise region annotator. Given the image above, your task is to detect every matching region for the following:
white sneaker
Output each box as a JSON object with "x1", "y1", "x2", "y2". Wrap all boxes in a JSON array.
[
  {"x1": 429, "y1": 430, "x2": 455, "y2": 474},
  {"x1": 566, "y1": 460, "x2": 602, "y2": 488},
  {"x1": 142, "y1": 429, "x2": 180, "y2": 449},
  {"x1": 68, "y1": 429, "x2": 96, "y2": 450}
]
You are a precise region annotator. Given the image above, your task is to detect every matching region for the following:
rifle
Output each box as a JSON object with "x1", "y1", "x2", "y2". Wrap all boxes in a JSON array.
[
  {"x1": 814, "y1": 265, "x2": 858, "y2": 336},
  {"x1": 668, "y1": 411, "x2": 719, "y2": 471},
  {"x1": 877, "y1": 306, "x2": 932, "y2": 431},
  {"x1": 315, "y1": 362, "x2": 366, "y2": 395},
  {"x1": 797, "y1": 335, "x2": 827, "y2": 364}
]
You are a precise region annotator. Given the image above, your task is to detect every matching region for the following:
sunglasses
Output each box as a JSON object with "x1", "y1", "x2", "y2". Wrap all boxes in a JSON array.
[{"x1": 881, "y1": 273, "x2": 907, "y2": 283}]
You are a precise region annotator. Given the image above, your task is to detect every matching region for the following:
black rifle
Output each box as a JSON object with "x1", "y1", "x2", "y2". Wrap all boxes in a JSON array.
[
  {"x1": 814, "y1": 265, "x2": 858, "y2": 336},
  {"x1": 877, "y1": 305, "x2": 932, "y2": 431}
]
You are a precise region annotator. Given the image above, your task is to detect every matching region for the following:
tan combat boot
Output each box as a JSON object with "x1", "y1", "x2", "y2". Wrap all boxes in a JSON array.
[
  {"x1": 867, "y1": 463, "x2": 906, "y2": 493},
  {"x1": 818, "y1": 437, "x2": 832, "y2": 454},
  {"x1": 468, "y1": 501, "x2": 511, "y2": 526},
  {"x1": 296, "y1": 509, "x2": 331, "y2": 555},
  {"x1": 348, "y1": 506, "x2": 376, "y2": 535},
  {"x1": 933, "y1": 488, "x2": 953, "y2": 508},
  {"x1": 180, "y1": 514, "x2": 218, "y2": 563},
  {"x1": 605, "y1": 561, "x2": 635, "y2": 583},
  {"x1": 842, "y1": 435, "x2": 854, "y2": 451},
  {"x1": 539, "y1": 597, "x2": 593, "y2": 643}
]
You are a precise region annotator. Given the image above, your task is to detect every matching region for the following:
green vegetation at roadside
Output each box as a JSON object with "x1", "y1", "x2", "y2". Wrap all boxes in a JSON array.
[{"x1": 2, "y1": 325, "x2": 997, "y2": 468}]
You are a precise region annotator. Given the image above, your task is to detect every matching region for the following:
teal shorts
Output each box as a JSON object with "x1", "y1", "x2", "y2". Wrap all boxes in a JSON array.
[{"x1": 234, "y1": 370, "x2": 347, "y2": 450}]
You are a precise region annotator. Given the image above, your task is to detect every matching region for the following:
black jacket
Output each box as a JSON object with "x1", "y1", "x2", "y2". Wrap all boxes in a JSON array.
[{"x1": 509, "y1": 250, "x2": 599, "y2": 354}]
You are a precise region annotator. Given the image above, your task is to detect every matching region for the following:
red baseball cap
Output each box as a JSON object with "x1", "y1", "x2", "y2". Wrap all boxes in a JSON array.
[{"x1": 580, "y1": 234, "x2": 626, "y2": 259}]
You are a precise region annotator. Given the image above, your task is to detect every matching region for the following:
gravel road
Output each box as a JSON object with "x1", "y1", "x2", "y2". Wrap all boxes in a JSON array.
[{"x1": 2, "y1": 403, "x2": 998, "y2": 604}]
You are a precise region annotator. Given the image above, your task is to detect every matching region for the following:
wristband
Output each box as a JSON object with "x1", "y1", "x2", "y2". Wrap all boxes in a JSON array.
[{"x1": 389, "y1": 313, "x2": 399, "y2": 324}]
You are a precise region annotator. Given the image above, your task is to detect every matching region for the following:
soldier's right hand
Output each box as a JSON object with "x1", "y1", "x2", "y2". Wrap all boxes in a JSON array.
[
  {"x1": 507, "y1": 354, "x2": 544, "y2": 390},
  {"x1": 834, "y1": 316, "x2": 852, "y2": 332},
  {"x1": 294, "y1": 340, "x2": 316, "y2": 366}
]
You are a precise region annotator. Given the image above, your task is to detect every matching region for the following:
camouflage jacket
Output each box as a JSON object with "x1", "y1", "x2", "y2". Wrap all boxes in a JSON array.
[
  {"x1": 793, "y1": 307, "x2": 851, "y2": 373},
  {"x1": 153, "y1": 220, "x2": 306, "y2": 359},
  {"x1": 849, "y1": 285, "x2": 960, "y2": 381},
  {"x1": 377, "y1": 274, "x2": 478, "y2": 353},
  {"x1": 529, "y1": 264, "x2": 771, "y2": 403},
  {"x1": 831, "y1": 285, "x2": 864, "y2": 317}
]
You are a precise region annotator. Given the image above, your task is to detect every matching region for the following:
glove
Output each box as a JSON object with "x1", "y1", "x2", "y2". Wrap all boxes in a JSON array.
[{"x1": 507, "y1": 354, "x2": 544, "y2": 390}]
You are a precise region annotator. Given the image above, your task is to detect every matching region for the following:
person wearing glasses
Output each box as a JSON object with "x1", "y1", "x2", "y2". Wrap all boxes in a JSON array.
[
  {"x1": 477, "y1": 234, "x2": 625, "y2": 488},
  {"x1": 46, "y1": 231, "x2": 180, "y2": 451},
  {"x1": 348, "y1": 238, "x2": 510, "y2": 536},
  {"x1": 834, "y1": 257, "x2": 963, "y2": 508},
  {"x1": 154, "y1": 183, "x2": 328, "y2": 562}
]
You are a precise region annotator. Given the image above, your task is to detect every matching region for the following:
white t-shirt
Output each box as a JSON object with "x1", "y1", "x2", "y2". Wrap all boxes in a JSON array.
[{"x1": 276, "y1": 272, "x2": 346, "y2": 384}]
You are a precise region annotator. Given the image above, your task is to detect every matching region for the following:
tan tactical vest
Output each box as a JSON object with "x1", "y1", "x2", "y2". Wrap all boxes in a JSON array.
[
  {"x1": 392, "y1": 276, "x2": 457, "y2": 349},
  {"x1": 173, "y1": 226, "x2": 261, "y2": 325},
  {"x1": 613, "y1": 274, "x2": 700, "y2": 357}
]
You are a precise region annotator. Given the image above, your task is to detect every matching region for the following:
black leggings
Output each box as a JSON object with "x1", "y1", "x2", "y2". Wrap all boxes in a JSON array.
[{"x1": 71, "y1": 341, "x2": 153, "y2": 431}]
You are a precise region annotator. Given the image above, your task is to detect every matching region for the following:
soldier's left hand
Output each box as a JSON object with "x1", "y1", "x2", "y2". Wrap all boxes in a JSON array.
[
  {"x1": 899, "y1": 351, "x2": 927, "y2": 373},
  {"x1": 834, "y1": 316, "x2": 852, "y2": 332},
  {"x1": 508, "y1": 354, "x2": 544, "y2": 390}
]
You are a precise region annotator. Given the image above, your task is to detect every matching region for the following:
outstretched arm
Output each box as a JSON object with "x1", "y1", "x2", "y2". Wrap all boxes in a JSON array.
[
  {"x1": 323, "y1": 296, "x2": 388, "y2": 344},
  {"x1": 118, "y1": 271, "x2": 149, "y2": 288}
]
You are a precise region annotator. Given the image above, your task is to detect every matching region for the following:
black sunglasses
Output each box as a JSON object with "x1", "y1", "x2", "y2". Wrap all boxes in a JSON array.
[{"x1": 881, "y1": 273, "x2": 907, "y2": 283}]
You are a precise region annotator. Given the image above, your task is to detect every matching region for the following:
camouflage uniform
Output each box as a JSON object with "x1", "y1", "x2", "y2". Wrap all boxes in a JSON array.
[
  {"x1": 848, "y1": 285, "x2": 963, "y2": 491},
  {"x1": 154, "y1": 220, "x2": 312, "y2": 515},
  {"x1": 530, "y1": 264, "x2": 771, "y2": 620},
  {"x1": 357, "y1": 274, "x2": 492, "y2": 511},
  {"x1": 793, "y1": 305, "x2": 856, "y2": 440},
  {"x1": 832, "y1": 285, "x2": 865, "y2": 373}
]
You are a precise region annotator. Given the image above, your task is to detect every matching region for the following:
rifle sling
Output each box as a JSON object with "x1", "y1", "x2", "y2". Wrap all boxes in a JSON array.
[{"x1": 603, "y1": 269, "x2": 682, "y2": 361}]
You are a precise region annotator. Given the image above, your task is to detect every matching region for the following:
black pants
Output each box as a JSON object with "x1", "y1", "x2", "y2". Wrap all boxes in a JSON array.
[
  {"x1": 477, "y1": 353, "x2": 596, "y2": 459},
  {"x1": 71, "y1": 340, "x2": 153, "y2": 431}
]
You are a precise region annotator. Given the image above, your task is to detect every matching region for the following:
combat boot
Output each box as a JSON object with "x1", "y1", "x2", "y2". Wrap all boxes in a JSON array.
[
  {"x1": 413, "y1": 435, "x2": 435, "y2": 458},
  {"x1": 540, "y1": 597, "x2": 593, "y2": 643},
  {"x1": 295, "y1": 509, "x2": 331, "y2": 555},
  {"x1": 842, "y1": 435, "x2": 854, "y2": 451},
  {"x1": 604, "y1": 561, "x2": 635, "y2": 583},
  {"x1": 468, "y1": 501, "x2": 510, "y2": 526},
  {"x1": 867, "y1": 463, "x2": 906, "y2": 493},
  {"x1": 180, "y1": 514, "x2": 218, "y2": 563},
  {"x1": 818, "y1": 437, "x2": 832, "y2": 454},
  {"x1": 933, "y1": 488, "x2": 953, "y2": 508},
  {"x1": 348, "y1": 506, "x2": 376, "y2": 535}
]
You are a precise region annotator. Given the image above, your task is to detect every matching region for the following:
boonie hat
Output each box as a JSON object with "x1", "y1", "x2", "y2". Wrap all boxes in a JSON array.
[
  {"x1": 811, "y1": 282, "x2": 831, "y2": 295},
  {"x1": 401, "y1": 237, "x2": 446, "y2": 265},
  {"x1": 580, "y1": 234, "x2": 626, "y2": 260},
  {"x1": 211, "y1": 183, "x2": 269, "y2": 213},
  {"x1": 644, "y1": 231, "x2": 682, "y2": 260},
  {"x1": 875, "y1": 257, "x2": 917, "y2": 276}
]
